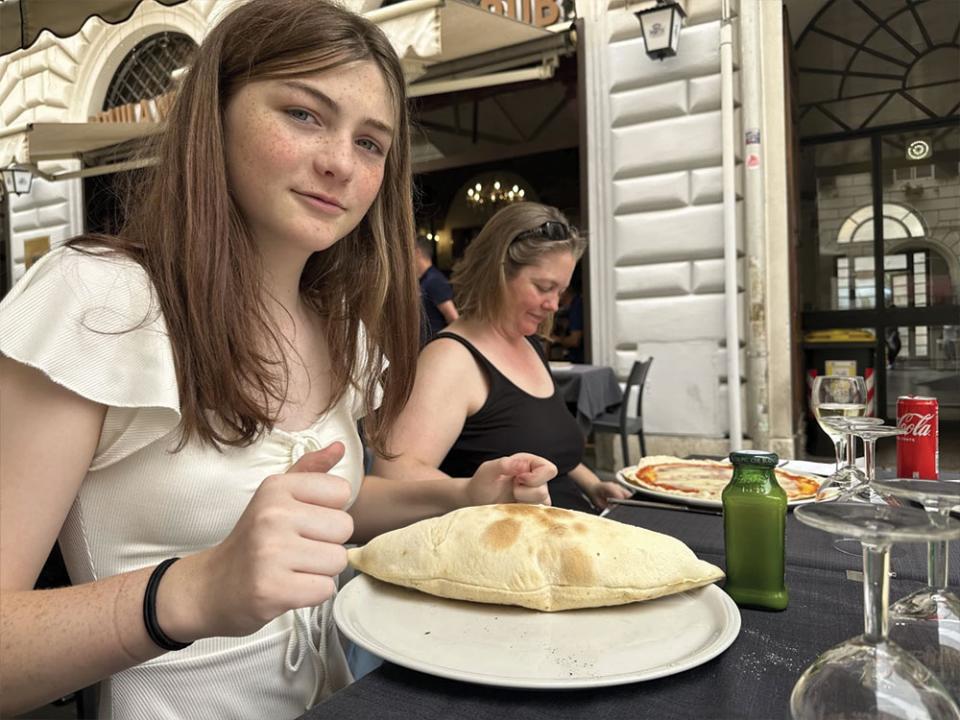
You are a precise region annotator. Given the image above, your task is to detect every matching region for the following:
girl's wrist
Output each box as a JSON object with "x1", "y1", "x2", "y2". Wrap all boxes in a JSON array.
[
  {"x1": 154, "y1": 553, "x2": 208, "y2": 644},
  {"x1": 143, "y1": 560, "x2": 193, "y2": 650}
]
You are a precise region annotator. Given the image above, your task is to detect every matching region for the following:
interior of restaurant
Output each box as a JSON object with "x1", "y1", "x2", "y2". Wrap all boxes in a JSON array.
[
  {"x1": 408, "y1": 50, "x2": 584, "y2": 307},
  {"x1": 413, "y1": 147, "x2": 581, "y2": 270}
]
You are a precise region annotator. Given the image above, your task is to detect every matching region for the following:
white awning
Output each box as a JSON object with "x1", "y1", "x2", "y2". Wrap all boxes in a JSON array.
[
  {"x1": 366, "y1": 0, "x2": 554, "y2": 81},
  {"x1": 0, "y1": 121, "x2": 162, "y2": 180},
  {"x1": 2, "y1": 121, "x2": 161, "y2": 162}
]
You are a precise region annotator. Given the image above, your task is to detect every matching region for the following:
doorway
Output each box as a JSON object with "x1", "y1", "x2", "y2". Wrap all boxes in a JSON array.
[{"x1": 798, "y1": 119, "x2": 960, "y2": 465}]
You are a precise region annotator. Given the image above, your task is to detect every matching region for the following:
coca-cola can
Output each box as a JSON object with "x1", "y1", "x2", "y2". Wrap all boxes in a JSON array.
[{"x1": 896, "y1": 396, "x2": 939, "y2": 480}]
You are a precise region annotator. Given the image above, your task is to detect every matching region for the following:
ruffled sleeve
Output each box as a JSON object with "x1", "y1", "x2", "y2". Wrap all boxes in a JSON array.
[{"x1": 0, "y1": 247, "x2": 181, "y2": 470}]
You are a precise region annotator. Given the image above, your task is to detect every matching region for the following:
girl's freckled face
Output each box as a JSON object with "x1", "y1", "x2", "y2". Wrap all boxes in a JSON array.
[{"x1": 223, "y1": 60, "x2": 395, "y2": 257}]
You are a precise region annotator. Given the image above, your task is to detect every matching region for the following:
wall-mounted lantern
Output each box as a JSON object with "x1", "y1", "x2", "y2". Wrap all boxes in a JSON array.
[
  {"x1": 1, "y1": 164, "x2": 34, "y2": 195},
  {"x1": 635, "y1": 0, "x2": 686, "y2": 61}
]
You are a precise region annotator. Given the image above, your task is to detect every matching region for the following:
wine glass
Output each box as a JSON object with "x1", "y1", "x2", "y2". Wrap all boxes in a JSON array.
[
  {"x1": 791, "y1": 502, "x2": 960, "y2": 720},
  {"x1": 815, "y1": 416, "x2": 884, "y2": 501},
  {"x1": 873, "y1": 479, "x2": 960, "y2": 698},
  {"x1": 841, "y1": 423, "x2": 907, "y2": 504},
  {"x1": 811, "y1": 376, "x2": 868, "y2": 495}
]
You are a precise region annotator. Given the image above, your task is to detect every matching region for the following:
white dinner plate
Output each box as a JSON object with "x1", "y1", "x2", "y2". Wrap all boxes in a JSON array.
[
  {"x1": 548, "y1": 361, "x2": 573, "y2": 370},
  {"x1": 333, "y1": 575, "x2": 740, "y2": 690},
  {"x1": 615, "y1": 468, "x2": 820, "y2": 509}
]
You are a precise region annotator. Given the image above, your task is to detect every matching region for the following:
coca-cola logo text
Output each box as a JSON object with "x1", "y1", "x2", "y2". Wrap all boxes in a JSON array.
[{"x1": 898, "y1": 412, "x2": 935, "y2": 437}]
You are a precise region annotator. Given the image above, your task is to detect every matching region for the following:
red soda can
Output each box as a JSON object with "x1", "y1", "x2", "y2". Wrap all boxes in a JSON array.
[{"x1": 896, "y1": 396, "x2": 939, "y2": 480}]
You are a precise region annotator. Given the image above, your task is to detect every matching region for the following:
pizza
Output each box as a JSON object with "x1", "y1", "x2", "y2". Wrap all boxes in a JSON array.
[
  {"x1": 348, "y1": 504, "x2": 723, "y2": 611},
  {"x1": 620, "y1": 455, "x2": 820, "y2": 504}
]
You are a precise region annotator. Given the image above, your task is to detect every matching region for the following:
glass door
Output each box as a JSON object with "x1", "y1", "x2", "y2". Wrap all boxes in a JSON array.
[
  {"x1": 879, "y1": 124, "x2": 960, "y2": 419},
  {"x1": 800, "y1": 119, "x2": 960, "y2": 428}
]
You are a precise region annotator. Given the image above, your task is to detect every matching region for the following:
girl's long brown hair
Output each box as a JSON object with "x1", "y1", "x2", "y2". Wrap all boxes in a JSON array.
[{"x1": 71, "y1": 0, "x2": 419, "y2": 454}]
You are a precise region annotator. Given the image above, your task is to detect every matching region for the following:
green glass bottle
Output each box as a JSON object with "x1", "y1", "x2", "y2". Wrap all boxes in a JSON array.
[{"x1": 721, "y1": 450, "x2": 788, "y2": 611}]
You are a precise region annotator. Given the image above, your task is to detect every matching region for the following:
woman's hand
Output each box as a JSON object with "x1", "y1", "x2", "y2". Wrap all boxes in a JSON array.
[
  {"x1": 465, "y1": 453, "x2": 557, "y2": 507},
  {"x1": 163, "y1": 443, "x2": 354, "y2": 641},
  {"x1": 582, "y1": 480, "x2": 632, "y2": 510},
  {"x1": 568, "y1": 463, "x2": 633, "y2": 511}
]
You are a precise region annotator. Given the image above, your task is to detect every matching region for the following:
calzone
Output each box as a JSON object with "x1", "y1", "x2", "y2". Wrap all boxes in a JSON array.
[{"x1": 347, "y1": 503, "x2": 724, "y2": 612}]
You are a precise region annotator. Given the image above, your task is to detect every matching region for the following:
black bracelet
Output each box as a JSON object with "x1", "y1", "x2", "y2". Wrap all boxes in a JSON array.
[{"x1": 143, "y1": 558, "x2": 193, "y2": 651}]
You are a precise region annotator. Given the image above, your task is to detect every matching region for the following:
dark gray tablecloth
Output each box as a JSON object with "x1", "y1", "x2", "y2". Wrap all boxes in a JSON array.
[
  {"x1": 302, "y1": 506, "x2": 954, "y2": 720},
  {"x1": 550, "y1": 364, "x2": 622, "y2": 433}
]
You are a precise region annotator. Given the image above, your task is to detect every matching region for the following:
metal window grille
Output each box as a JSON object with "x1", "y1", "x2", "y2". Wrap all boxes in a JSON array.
[
  {"x1": 795, "y1": 0, "x2": 960, "y2": 136},
  {"x1": 102, "y1": 32, "x2": 196, "y2": 111}
]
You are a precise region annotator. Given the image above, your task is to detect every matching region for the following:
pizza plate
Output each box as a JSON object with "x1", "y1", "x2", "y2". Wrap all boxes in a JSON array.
[
  {"x1": 334, "y1": 574, "x2": 740, "y2": 690},
  {"x1": 615, "y1": 467, "x2": 821, "y2": 509}
]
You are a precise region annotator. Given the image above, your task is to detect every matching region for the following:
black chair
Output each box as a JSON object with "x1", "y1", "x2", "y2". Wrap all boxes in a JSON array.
[{"x1": 591, "y1": 358, "x2": 653, "y2": 468}]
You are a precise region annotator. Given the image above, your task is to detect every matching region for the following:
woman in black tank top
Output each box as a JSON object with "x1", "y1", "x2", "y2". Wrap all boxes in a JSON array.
[{"x1": 373, "y1": 203, "x2": 631, "y2": 513}]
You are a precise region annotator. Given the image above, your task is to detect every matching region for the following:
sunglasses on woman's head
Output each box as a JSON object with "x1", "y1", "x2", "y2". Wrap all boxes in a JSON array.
[{"x1": 513, "y1": 221, "x2": 571, "y2": 244}]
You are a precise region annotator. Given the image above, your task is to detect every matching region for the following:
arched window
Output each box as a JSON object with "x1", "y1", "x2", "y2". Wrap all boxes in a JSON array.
[
  {"x1": 103, "y1": 31, "x2": 196, "y2": 111},
  {"x1": 795, "y1": 0, "x2": 960, "y2": 137},
  {"x1": 836, "y1": 202, "x2": 926, "y2": 244}
]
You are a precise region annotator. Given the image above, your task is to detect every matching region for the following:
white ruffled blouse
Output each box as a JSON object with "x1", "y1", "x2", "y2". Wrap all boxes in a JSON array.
[{"x1": 0, "y1": 248, "x2": 370, "y2": 719}]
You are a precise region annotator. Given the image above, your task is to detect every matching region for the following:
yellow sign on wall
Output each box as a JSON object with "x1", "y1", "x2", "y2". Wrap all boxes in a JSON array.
[
  {"x1": 24, "y1": 236, "x2": 50, "y2": 270},
  {"x1": 825, "y1": 360, "x2": 857, "y2": 377}
]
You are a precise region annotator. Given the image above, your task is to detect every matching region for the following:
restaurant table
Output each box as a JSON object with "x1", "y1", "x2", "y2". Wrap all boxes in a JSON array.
[
  {"x1": 302, "y1": 501, "x2": 957, "y2": 720},
  {"x1": 549, "y1": 362, "x2": 622, "y2": 433}
]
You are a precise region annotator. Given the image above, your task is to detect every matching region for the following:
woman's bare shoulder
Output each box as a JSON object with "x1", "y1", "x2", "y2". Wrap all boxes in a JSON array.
[
  {"x1": 420, "y1": 331, "x2": 475, "y2": 365},
  {"x1": 417, "y1": 333, "x2": 485, "y2": 392}
]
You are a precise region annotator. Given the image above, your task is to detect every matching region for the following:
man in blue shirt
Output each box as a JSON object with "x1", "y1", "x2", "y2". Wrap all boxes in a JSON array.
[
  {"x1": 550, "y1": 285, "x2": 584, "y2": 363},
  {"x1": 416, "y1": 237, "x2": 458, "y2": 344}
]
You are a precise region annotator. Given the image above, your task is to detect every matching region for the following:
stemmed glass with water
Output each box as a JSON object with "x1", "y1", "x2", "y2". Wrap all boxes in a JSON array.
[{"x1": 811, "y1": 375, "x2": 868, "y2": 495}]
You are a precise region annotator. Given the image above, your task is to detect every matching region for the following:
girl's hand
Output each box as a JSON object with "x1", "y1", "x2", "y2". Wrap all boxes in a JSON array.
[
  {"x1": 164, "y1": 443, "x2": 354, "y2": 641},
  {"x1": 465, "y1": 453, "x2": 557, "y2": 507},
  {"x1": 583, "y1": 480, "x2": 632, "y2": 511}
]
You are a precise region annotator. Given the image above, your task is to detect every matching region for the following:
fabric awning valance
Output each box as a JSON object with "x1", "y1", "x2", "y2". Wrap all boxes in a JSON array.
[{"x1": 0, "y1": 0, "x2": 189, "y2": 56}]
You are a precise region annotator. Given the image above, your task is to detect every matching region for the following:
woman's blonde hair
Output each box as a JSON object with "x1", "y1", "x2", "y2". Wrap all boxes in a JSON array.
[
  {"x1": 451, "y1": 203, "x2": 586, "y2": 324},
  {"x1": 70, "y1": 0, "x2": 419, "y2": 454}
]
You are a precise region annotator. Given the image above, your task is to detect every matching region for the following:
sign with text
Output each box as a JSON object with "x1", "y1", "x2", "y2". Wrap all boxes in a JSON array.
[{"x1": 474, "y1": 0, "x2": 575, "y2": 28}]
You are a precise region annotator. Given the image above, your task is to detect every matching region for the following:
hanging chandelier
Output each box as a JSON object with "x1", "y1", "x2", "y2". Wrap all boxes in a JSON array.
[{"x1": 466, "y1": 180, "x2": 526, "y2": 211}]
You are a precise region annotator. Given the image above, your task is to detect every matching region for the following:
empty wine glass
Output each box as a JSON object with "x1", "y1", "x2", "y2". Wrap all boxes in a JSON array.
[
  {"x1": 811, "y1": 376, "x2": 868, "y2": 496},
  {"x1": 815, "y1": 417, "x2": 894, "y2": 557},
  {"x1": 873, "y1": 479, "x2": 960, "y2": 698},
  {"x1": 816, "y1": 416, "x2": 884, "y2": 501},
  {"x1": 841, "y1": 423, "x2": 907, "y2": 504},
  {"x1": 791, "y1": 502, "x2": 960, "y2": 720}
]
